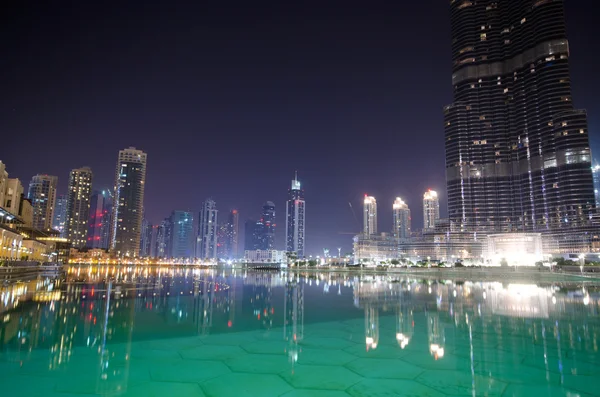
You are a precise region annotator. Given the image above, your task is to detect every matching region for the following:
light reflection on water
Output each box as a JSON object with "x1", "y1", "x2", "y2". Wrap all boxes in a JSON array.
[{"x1": 0, "y1": 265, "x2": 599, "y2": 396}]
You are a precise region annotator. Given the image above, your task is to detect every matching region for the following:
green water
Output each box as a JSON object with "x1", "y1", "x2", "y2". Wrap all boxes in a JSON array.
[{"x1": 1, "y1": 266, "x2": 599, "y2": 396}]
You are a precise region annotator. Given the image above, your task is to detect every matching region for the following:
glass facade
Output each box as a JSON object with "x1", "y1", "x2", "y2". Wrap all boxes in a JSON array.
[
  {"x1": 286, "y1": 176, "x2": 305, "y2": 257},
  {"x1": 169, "y1": 210, "x2": 194, "y2": 259},
  {"x1": 197, "y1": 199, "x2": 218, "y2": 259},
  {"x1": 28, "y1": 174, "x2": 58, "y2": 231},
  {"x1": 110, "y1": 148, "x2": 147, "y2": 257},
  {"x1": 445, "y1": 0, "x2": 595, "y2": 233},
  {"x1": 65, "y1": 167, "x2": 93, "y2": 249}
]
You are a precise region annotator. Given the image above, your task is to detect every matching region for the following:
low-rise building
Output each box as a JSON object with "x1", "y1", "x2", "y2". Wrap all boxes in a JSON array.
[
  {"x1": 21, "y1": 239, "x2": 49, "y2": 262},
  {"x1": 353, "y1": 233, "x2": 398, "y2": 265},
  {"x1": 244, "y1": 249, "x2": 287, "y2": 264}
]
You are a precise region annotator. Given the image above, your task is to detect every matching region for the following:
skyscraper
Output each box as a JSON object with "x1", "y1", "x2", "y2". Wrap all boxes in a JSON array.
[
  {"x1": 423, "y1": 190, "x2": 439, "y2": 231},
  {"x1": 65, "y1": 167, "x2": 93, "y2": 249},
  {"x1": 197, "y1": 199, "x2": 218, "y2": 259},
  {"x1": 170, "y1": 210, "x2": 194, "y2": 259},
  {"x1": 228, "y1": 209, "x2": 239, "y2": 258},
  {"x1": 244, "y1": 219, "x2": 262, "y2": 251},
  {"x1": 139, "y1": 217, "x2": 151, "y2": 257},
  {"x1": 363, "y1": 195, "x2": 377, "y2": 236},
  {"x1": 216, "y1": 210, "x2": 239, "y2": 259},
  {"x1": 156, "y1": 218, "x2": 172, "y2": 258},
  {"x1": 445, "y1": 0, "x2": 595, "y2": 232},
  {"x1": 593, "y1": 163, "x2": 600, "y2": 208},
  {"x1": 87, "y1": 190, "x2": 111, "y2": 249},
  {"x1": 53, "y1": 195, "x2": 67, "y2": 237},
  {"x1": 286, "y1": 173, "x2": 305, "y2": 257},
  {"x1": 392, "y1": 197, "x2": 411, "y2": 239},
  {"x1": 257, "y1": 201, "x2": 276, "y2": 250},
  {"x1": 28, "y1": 174, "x2": 58, "y2": 231},
  {"x1": 110, "y1": 147, "x2": 147, "y2": 257}
]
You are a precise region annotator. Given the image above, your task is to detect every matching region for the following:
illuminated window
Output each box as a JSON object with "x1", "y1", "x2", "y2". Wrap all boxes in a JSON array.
[{"x1": 480, "y1": 33, "x2": 487, "y2": 41}]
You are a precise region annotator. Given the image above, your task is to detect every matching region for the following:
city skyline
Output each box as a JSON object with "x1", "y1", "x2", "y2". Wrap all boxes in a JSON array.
[{"x1": 2, "y1": 1, "x2": 599, "y2": 254}]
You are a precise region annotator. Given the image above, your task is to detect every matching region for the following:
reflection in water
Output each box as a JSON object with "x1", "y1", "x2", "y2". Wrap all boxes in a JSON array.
[
  {"x1": 0, "y1": 266, "x2": 599, "y2": 395},
  {"x1": 284, "y1": 273, "x2": 304, "y2": 371}
]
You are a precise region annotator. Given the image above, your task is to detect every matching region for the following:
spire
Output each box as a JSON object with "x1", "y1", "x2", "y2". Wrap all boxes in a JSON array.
[{"x1": 291, "y1": 171, "x2": 301, "y2": 190}]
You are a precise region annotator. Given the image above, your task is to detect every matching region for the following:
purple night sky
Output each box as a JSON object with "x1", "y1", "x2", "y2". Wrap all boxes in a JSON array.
[{"x1": 2, "y1": 0, "x2": 599, "y2": 255}]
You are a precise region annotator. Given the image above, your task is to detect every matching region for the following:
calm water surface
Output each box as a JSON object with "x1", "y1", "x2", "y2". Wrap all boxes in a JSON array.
[{"x1": 1, "y1": 266, "x2": 599, "y2": 396}]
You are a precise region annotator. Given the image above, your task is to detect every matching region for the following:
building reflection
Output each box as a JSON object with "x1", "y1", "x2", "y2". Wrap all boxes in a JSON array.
[
  {"x1": 0, "y1": 265, "x2": 598, "y2": 393},
  {"x1": 283, "y1": 273, "x2": 304, "y2": 370}
]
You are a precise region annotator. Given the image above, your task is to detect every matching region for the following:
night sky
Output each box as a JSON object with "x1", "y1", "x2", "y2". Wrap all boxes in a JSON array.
[{"x1": 2, "y1": 1, "x2": 599, "y2": 255}]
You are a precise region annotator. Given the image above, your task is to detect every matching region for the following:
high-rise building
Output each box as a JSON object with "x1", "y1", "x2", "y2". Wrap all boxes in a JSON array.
[
  {"x1": 87, "y1": 190, "x2": 112, "y2": 249},
  {"x1": 217, "y1": 221, "x2": 229, "y2": 259},
  {"x1": 423, "y1": 190, "x2": 440, "y2": 231},
  {"x1": 445, "y1": 0, "x2": 595, "y2": 232},
  {"x1": 217, "y1": 210, "x2": 240, "y2": 259},
  {"x1": 156, "y1": 218, "x2": 172, "y2": 258},
  {"x1": 65, "y1": 167, "x2": 93, "y2": 249},
  {"x1": 244, "y1": 219, "x2": 262, "y2": 251},
  {"x1": 53, "y1": 195, "x2": 67, "y2": 237},
  {"x1": 197, "y1": 199, "x2": 218, "y2": 259},
  {"x1": 4, "y1": 179, "x2": 23, "y2": 217},
  {"x1": 286, "y1": 173, "x2": 305, "y2": 257},
  {"x1": 393, "y1": 197, "x2": 411, "y2": 239},
  {"x1": 149, "y1": 224, "x2": 159, "y2": 258},
  {"x1": 139, "y1": 217, "x2": 152, "y2": 257},
  {"x1": 110, "y1": 147, "x2": 147, "y2": 257},
  {"x1": 363, "y1": 195, "x2": 377, "y2": 236},
  {"x1": 170, "y1": 210, "x2": 194, "y2": 259},
  {"x1": 228, "y1": 209, "x2": 239, "y2": 258},
  {"x1": 28, "y1": 174, "x2": 58, "y2": 231},
  {"x1": 593, "y1": 163, "x2": 600, "y2": 208},
  {"x1": 258, "y1": 201, "x2": 276, "y2": 250}
]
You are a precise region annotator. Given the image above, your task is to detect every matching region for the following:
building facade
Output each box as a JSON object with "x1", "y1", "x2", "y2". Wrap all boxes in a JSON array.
[
  {"x1": 28, "y1": 174, "x2": 58, "y2": 231},
  {"x1": 65, "y1": 167, "x2": 93, "y2": 249},
  {"x1": 156, "y1": 218, "x2": 172, "y2": 258},
  {"x1": 286, "y1": 174, "x2": 305, "y2": 257},
  {"x1": 259, "y1": 201, "x2": 276, "y2": 250},
  {"x1": 87, "y1": 190, "x2": 112, "y2": 249},
  {"x1": 423, "y1": 190, "x2": 440, "y2": 231},
  {"x1": 197, "y1": 199, "x2": 218, "y2": 259},
  {"x1": 4, "y1": 178, "x2": 23, "y2": 219},
  {"x1": 245, "y1": 219, "x2": 262, "y2": 251},
  {"x1": 363, "y1": 195, "x2": 377, "y2": 236},
  {"x1": 444, "y1": 0, "x2": 595, "y2": 233},
  {"x1": 110, "y1": 147, "x2": 147, "y2": 257},
  {"x1": 170, "y1": 210, "x2": 194, "y2": 259},
  {"x1": 392, "y1": 197, "x2": 411, "y2": 240},
  {"x1": 52, "y1": 195, "x2": 67, "y2": 237},
  {"x1": 228, "y1": 209, "x2": 239, "y2": 258}
]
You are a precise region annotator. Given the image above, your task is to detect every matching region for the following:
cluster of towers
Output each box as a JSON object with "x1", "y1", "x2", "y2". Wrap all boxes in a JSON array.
[{"x1": 362, "y1": 190, "x2": 440, "y2": 239}]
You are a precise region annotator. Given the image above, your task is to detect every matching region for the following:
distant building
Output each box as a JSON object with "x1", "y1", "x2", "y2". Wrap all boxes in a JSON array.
[
  {"x1": 139, "y1": 217, "x2": 152, "y2": 257},
  {"x1": 245, "y1": 219, "x2": 262, "y2": 251},
  {"x1": 65, "y1": 167, "x2": 93, "y2": 249},
  {"x1": 423, "y1": 190, "x2": 439, "y2": 231},
  {"x1": 156, "y1": 218, "x2": 172, "y2": 258},
  {"x1": 244, "y1": 249, "x2": 287, "y2": 265},
  {"x1": 149, "y1": 224, "x2": 159, "y2": 258},
  {"x1": 87, "y1": 190, "x2": 112, "y2": 249},
  {"x1": 353, "y1": 233, "x2": 398, "y2": 265},
  {"x1": 363, "y1": 195, "x2": 377, "y2": 236},
  {"x1": 110, "y1": 147, "x2": 147, "y2": 257},
  {"x1": 258, "y1": 201, "x2": 276, "y2": 250},
  {"x1": 53, "y1": 195, "x2": 67, "y2": 237},
  {"x1": 392, "y1": 197, "x2": 411, "y2": 240},
  {"x1": 28, "y1": 174, "x2": 58, "y2": 231},
  {"x1": 228, "y1": 209, "x2": 239, "y2": 258},
  {"x1": 286, "y1": 173, "x2": 305, "y2": 257},
  {"x1": 197, "y1": 199, "x2": 218, "y2": 259},
  {"x1": 170, "y1": 210, "x2": 194, "y2": 259}
]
